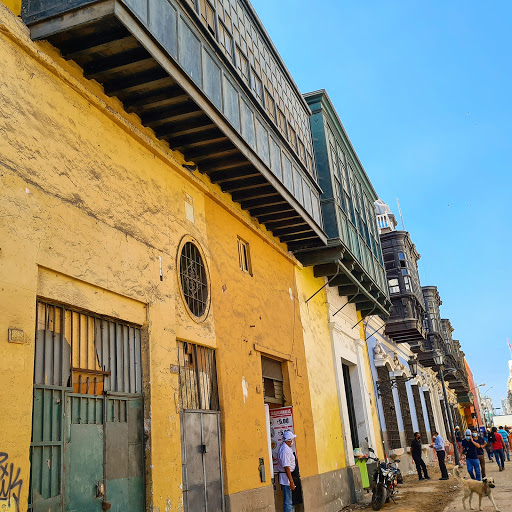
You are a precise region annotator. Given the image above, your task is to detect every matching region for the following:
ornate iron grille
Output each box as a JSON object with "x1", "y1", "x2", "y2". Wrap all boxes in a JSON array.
[
  {"x1": 440, "y1": 399, "x2": 451, "y2": 441},
  {"x1": 423, "y1": 390, "x2": 437, "y2": 434},
  {"x1": 177, "y1": 341, "x2": 219, "y2": 411},
  {"x1": 377, "y1": 366, "x2": 401, "y2": 449},
  {"x1": 396, "y1": 376, "x2": 415, "y2": 446},
  {"x1": 179, "y1": 242, "x2": 209, "y2": 318},
  {"x1": 412, "y1": 386, "x2": 428, "y2": 441}
]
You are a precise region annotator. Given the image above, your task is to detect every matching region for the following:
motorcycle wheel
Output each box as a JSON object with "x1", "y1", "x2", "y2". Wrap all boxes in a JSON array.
[{"x1": 371, "y1": 483, "x2": 387, "y2": 511}]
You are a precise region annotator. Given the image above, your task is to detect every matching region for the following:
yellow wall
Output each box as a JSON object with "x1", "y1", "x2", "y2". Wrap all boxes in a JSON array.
[
  {"x1": 359, "y1": 317, "x2": 385, "y2": 460},
  {"x1": 295, "y1": 267, "x2": 346, "y2": 474},
  {"x1": 205, "y1": 204, "x2": 319, "y2": 492},
  {"x1": 0, "y1": 5, "x2": 322, "y2": 509},
  {"x1": 1, "y1": 0, "x2": 20, "y2": 15}
]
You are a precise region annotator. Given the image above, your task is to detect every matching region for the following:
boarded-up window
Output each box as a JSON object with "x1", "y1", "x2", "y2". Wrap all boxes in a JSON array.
[
  {"x1": 261, "y1": 357, "x2": 284, "y2": 406},
  {"x1": 177, "y1": 341, "x2": 219, "y2": 410},
  {"x1": 35, "y1": 301, "x2": 142, "y2": 395}
]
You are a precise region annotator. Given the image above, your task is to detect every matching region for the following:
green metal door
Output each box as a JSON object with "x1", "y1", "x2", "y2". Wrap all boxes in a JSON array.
[
  {"x1": 30, "y1": 302, "x2": 145, "y2": 512},
  {"x1": 104, "y1": 395, "x2": 144, "y2": 512},
  {"x1": 64, "y1": 395, "x2": 104, "y2": 512}
]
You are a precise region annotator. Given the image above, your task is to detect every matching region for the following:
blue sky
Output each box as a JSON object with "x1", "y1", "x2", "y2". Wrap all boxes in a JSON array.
[{"x1": 251, "y1": 0, "x2": 512, "y2": 410}]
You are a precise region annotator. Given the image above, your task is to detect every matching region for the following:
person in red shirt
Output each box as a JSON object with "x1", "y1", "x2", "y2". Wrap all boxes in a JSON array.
[{"x1": 490, "y1": 426, "x2": 506, "y2": 471}]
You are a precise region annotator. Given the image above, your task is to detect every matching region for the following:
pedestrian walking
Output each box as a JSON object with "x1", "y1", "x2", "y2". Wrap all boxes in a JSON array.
[
  {"x1": 497, "y1": 426, "x2": 510, "y2": 461},
  {"x1": 411, "y1": 432, "x2": 430, "y2": 480},
  {"x1": 277, "y1": 431, "x2": 297, "y2": 512},
  {"x1": 461, "y1": 429, "x2": 481, "y2": 480},
  {"x1": 474, "y1": 430, "x2": 487, "y2": 478},
  {"x1": 431, "y1": 430, "x2": 449, "y2": 480},
  {"x1": 490, "y1": 426, "x2": 506, "y2": 471}
]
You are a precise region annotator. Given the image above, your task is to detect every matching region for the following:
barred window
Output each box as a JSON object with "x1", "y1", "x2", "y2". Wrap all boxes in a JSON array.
[
  {"x1": 179, "y1": 241, "x2": 209, "y2": 318},
  {"x1": 177, "y1": 341, "x2": 219, "y2": 410}
]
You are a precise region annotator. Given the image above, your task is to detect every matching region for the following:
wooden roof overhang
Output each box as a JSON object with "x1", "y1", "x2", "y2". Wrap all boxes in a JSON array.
[
  {"x1": 294, "y1": 241, "x2": 391, "y2": 317},
  {"x1": 24, "y1": 0, "x2": 327, "y2": 251}
]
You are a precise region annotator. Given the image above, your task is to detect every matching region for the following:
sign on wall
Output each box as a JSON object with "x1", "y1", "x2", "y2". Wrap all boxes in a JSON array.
[{"x1": 269, "y1": 406, "x2": 295, "y2": 474}]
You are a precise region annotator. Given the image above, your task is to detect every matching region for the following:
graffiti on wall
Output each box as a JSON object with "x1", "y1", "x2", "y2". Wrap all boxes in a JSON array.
[{"x1": 0, "y1": 453, "x2": 22, "y2": 512}]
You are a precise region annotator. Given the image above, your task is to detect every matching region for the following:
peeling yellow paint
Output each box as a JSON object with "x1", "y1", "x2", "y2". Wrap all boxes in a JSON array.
[{"x1": 295, "y1": 267, "x2": 347, "y2": 473}]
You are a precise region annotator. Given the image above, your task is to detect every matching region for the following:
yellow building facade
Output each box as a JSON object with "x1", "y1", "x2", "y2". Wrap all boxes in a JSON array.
[{"x1": 0, "y1": 3, "x2": 370, "y2": 511}]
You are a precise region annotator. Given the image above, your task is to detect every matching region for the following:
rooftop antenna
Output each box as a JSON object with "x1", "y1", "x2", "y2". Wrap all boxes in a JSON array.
[{"x1": 396, "y1": 197, "x2": 406, "y2": 231}]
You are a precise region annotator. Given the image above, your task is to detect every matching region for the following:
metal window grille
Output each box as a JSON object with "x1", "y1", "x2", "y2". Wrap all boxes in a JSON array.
[
  {"x1": 377, "y1": 366, "x2": 401, "y2": 450},
  {"x1": 177, "y1": 341, "x2": 219, "y2": 411},
  {"x1": 423, "y1": 391, "x2": 437, "y2": 433},
  {"x1": 396, "y1": 376, "x2": 415, "y2": 446},
  {"x1": 440, "y1": 399, "x2": 451, "y2": 440},
  {"x1": 34, "y1": 301, "x2": 142, "y2": 395},
  {"x1": 412, "y1": 386, "x2": 428, "y2": 440},
  {"x1": 179, "y1": 242, "x2": 209, "y2": 318}
]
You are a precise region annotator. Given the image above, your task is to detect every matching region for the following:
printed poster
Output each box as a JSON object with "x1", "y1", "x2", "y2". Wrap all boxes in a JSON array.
[{"x1": 269, "y1": 406, "x2": 295, "y2": 474}]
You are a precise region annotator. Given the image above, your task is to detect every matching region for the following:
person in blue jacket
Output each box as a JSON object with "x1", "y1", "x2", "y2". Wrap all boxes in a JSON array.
[{"x1": 461, "y1": 429, "x2": 482, "y2": 480}]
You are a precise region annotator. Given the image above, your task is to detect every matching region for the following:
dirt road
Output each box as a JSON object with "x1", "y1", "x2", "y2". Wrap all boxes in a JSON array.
[
  {"x1": 347, "y1": 458, "x2": 511, "y2": 512},
  {"x1": 345, "y1": 464, "x2": 459, "y2": 512}
]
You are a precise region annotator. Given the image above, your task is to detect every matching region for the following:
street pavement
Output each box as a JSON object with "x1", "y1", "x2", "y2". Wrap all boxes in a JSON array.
[
  {"x1": 344, "y1": 458, "x2": 511, "y2": 512},
  {"x1": 445, "y1": 457, "x2": 512, "y2": 512}
]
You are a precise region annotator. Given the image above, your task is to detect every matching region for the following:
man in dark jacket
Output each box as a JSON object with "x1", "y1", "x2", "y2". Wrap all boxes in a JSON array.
[{"x1": 411, "y1": 432, "x2": 430, "y2": 480}]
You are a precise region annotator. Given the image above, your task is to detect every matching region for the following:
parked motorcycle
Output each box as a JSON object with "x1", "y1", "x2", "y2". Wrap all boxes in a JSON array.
[{"x1": 368, "y1": 448, "x2": 402, "y2": 510}]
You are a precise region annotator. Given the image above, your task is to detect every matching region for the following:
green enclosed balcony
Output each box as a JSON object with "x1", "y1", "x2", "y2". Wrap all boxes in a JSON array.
[{"x1": 295, "y1": 91, "x2": 391, "y2": 317}]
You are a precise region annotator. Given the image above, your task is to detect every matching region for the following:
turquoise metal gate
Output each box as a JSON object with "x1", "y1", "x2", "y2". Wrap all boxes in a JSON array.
[{"x1": 30, "y1": 301, "x2": 144, "y2": 512}]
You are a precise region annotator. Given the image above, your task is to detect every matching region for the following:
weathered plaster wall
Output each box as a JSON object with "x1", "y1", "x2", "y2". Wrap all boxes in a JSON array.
[
  {"x1": 0, "y1": 5, "x2": 323, "y2": 511},
  {"x1": 204, "y1": 201, "x2": 319, "y2": 498},
  {"x1": 295, "y1": 268, "x2": 346, "y2": 474}
]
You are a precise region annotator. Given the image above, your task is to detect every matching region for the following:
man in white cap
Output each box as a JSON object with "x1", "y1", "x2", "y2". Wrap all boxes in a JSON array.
[{"x1": 277, "y1": 430, "x2": 296, "y2": 512}]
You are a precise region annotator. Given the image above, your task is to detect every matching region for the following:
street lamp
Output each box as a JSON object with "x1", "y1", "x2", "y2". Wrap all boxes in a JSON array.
[{"x1": 434, "y1": 350, "x2": 461, "y2": 466}]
